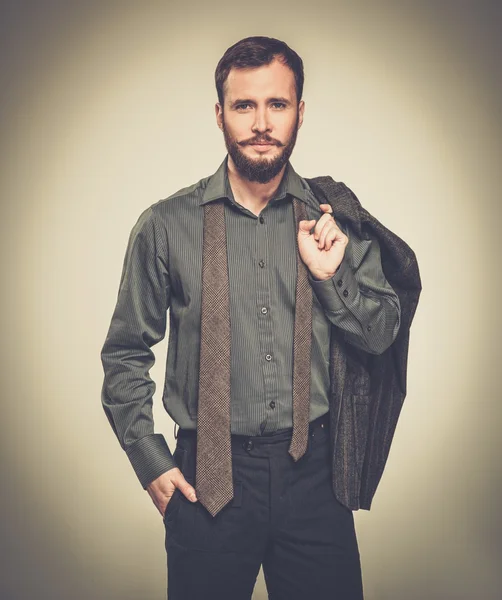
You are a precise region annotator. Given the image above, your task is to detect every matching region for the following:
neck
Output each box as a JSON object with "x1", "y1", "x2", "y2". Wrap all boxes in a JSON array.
[{"x1": 227, "y1": 155, "x2": 287, "y2": 217}]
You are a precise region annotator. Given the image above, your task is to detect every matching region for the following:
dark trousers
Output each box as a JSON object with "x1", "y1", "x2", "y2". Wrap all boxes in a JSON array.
[{"x1": 164, "y1": 412, "x2": 364, "y2": 600}]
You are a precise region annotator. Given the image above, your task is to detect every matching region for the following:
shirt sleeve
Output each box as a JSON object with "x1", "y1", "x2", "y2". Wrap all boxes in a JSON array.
[
  {"x1": 100, "y1": 205, "x2": 177, "y2": 488},
  {"x1": 308, "y1": 221, "x2": 401, "y2": 355}
]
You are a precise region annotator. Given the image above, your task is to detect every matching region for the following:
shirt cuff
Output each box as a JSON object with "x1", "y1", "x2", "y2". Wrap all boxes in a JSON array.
[
  {"x1": 308, "y1": 257, "x2": 358, "y2": 312},
  {"x1": 125, "y1": 433, "x2": 177, "y2": 488}
]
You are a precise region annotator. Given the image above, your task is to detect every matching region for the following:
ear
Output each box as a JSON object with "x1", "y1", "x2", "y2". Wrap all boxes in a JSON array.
[
  {"x1": 215, "y1": 103, "x2": 223, "y2": 131},
  {"x1": 297, "y1": 100, "x2": 305, "y2": 129}
]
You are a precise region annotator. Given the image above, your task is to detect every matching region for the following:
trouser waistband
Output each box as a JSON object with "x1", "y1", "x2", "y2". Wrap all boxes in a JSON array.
[{"x1": 177, "y1": 411, "x2": 330, "y2": 447}]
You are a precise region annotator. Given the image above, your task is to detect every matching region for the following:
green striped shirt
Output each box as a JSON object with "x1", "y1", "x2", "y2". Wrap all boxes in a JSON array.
[{"x1": 100, "y1": 155, "x2": 401, "y2": 488}]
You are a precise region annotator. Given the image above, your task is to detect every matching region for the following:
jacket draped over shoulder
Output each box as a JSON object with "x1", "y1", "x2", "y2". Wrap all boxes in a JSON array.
[{"x1": 306, "y1": 177, "x2": 422, "y2": 510}]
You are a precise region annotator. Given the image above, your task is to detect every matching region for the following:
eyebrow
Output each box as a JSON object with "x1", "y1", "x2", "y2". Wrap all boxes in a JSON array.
[{"x1": 229, "y1": 97, "x2": 292, "y2": 108}]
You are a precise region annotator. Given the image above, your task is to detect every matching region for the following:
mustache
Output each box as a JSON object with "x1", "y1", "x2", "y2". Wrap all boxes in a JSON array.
[{"x1": 239, "y1": 136, "x2": 284, "y2": 147}]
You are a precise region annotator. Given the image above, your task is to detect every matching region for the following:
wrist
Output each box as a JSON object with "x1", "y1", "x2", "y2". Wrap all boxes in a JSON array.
[{"x1": 309, "y1": 265, "x2": 339, "y2": 281}]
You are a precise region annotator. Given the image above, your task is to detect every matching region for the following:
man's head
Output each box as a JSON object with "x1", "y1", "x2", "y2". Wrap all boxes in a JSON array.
[{"x1": 214, "y1": 36, "x2": 305, "y2": 184}]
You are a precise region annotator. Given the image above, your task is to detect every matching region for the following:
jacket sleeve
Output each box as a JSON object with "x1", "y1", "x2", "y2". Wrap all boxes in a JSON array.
[
  {"x1": 100, "y1": 205, "x2": 177, "y2": 488},
  {"x1": 308, "y1": 221, "x2": 401, "y2": 355}
]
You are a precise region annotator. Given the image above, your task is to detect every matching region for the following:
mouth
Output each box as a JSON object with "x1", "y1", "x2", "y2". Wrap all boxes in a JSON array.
[{"x1": 249, "y1": 142, "x2": 275, "y2": 151}]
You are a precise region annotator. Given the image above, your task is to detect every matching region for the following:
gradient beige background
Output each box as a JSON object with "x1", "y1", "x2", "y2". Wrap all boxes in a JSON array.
[{"x1": 1, "y1": 1, "x2": 501, "y2": 599}]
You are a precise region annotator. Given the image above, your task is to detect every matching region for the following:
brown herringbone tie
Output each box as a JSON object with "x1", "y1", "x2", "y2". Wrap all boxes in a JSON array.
[
  {"x1": 289, "y1": 197, "x2": 313, "y2": 461},
  {"x1": 196, "y1": 196, "x2": 313, "y2": 518},
  {"x1": 196, "y1": 199, "x2": 234, "y2": 517}
]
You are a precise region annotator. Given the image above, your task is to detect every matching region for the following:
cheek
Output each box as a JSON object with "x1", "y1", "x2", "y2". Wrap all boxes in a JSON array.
[
  {"x1": 276, "y1": 122, "x2": 296, "y2": 143},
  {"x1": 227, "y1": 118, "x2": 253, "y2": 141},
  {"x1": 275, "y1": 112, "x2": 297, "y2": 132}
]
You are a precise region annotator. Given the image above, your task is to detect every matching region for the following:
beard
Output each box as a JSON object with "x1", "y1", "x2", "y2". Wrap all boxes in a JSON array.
[{"x1": 222, "y1": 111, "x2": 300, "y2": 184}]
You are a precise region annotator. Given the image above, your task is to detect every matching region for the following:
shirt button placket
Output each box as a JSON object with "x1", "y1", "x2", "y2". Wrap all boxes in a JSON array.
[{"x1": 255, "y1": 211, "x2": 278, "y2": 434}]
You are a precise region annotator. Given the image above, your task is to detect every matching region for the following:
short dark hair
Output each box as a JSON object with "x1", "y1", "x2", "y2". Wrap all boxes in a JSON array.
[{"x1": 215, "y1": 36, "x2": 304, "y2": 106}]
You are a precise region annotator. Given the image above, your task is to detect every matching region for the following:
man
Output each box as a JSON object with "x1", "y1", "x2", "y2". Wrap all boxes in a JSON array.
[{"x1": 101, "y1": 36, "x2": 404, "y2": 600}]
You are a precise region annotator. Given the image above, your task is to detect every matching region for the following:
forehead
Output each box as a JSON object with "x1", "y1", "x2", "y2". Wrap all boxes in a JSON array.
[{"x1": 224, "y1": 58, "x2": 296, "y2": 101}]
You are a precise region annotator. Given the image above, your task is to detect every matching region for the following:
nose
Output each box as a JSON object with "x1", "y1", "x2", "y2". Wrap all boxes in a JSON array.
[{"x1": 252, "y1": 106, "x2": 271, "y2": 134}]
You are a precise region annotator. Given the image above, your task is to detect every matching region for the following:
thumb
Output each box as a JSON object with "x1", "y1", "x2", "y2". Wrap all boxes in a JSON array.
[
  {"x1": 298, "y1": 219, "x2": 316, "y2": 236},
  {"x1": 179, "y1": 477, "x2": 198, "y2": 502}
]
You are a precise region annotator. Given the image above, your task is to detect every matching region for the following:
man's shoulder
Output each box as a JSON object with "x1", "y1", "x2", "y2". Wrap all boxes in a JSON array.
[{"x1": 150, "y1": 174, "x2": 211, "y2": 215}]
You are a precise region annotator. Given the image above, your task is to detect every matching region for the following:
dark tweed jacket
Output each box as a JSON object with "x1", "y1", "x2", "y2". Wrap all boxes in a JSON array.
[{"x1": 306, "y1": 177, "x2": 422, "y2": 510}]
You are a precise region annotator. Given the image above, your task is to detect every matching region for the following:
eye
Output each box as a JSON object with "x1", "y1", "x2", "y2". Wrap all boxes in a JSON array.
[
  {"x1": 235, "y1": 103, "x2": 251, "y2": 110},
  {"x1": 271, "y1": 102, "x2": 286, "y2": 109}
]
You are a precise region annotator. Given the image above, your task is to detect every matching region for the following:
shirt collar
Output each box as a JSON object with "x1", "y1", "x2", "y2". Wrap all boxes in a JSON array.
[{"x1": 200, "y1": 154, "x2": 309, "y2": 207}]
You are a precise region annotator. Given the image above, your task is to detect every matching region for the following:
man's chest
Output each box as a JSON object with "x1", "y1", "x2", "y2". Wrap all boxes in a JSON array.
[{"x1": 165, "y1": 200, "x2": 302, "y2": 311}]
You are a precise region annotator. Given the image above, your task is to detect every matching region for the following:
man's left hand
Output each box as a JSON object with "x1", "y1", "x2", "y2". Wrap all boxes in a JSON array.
[{"x1": 297, "y1": 204, "x2": 349, "y2": 280}]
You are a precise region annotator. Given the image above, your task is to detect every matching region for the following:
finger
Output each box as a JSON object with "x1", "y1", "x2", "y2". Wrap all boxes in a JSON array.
[
  {"x1": 298, "y1": 219, "x2": 316, "y2": 236},
  {"x1": 147, "y1": 487, "x2": 164, "y2": 515},
  {"x1": 319, "y1": 203, "x2": 333, "y2": 213},
  {"x1": 323, "y1": 223, "x2": 349, "y2": 250},
  {"x1": 314, "y1": 213, "x2": 335, "y2": 241},
  {"x1": 150, "y1": 486, "x2": 171, "y2": 514},
  {"x1": 324, "y1": 228, "x2": 340, "y2": 251},
  {"x1": 162, "y1": 485, "x2": 180, "y2": 512},
  {"x1": 318, "y1": 221, "x2": 335, "y2": 248}
]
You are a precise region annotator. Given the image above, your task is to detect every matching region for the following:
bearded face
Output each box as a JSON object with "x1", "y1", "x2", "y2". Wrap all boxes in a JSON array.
[
  {"x1": 216, "y1": 58, "x2": 304, "y2": 184},
  {"x1": 221, "y1": 108, "x2": 300, "y2": 184}
]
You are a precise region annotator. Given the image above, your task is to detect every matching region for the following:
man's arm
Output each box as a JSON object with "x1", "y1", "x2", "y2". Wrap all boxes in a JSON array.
[
  {"x1": 308, "y1": 222, "x2": 401, "y2": 355},
  {"x1": 100, "y1": 205, "x2": 176, "y2": 488}
]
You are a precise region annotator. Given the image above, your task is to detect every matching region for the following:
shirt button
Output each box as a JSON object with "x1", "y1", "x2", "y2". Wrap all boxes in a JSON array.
[
  {"x1": 265, "y1": 354, "x2": 272, "y2": 361},
  {"x1": 258, "y1": 260, "x2": 265, "y2": 268},
  {"x1": 337, "y1": 279, "x2": 343, "y2": 287},
  {"x1": 269, "y1": 401, "x2": 276, "y2": 409},
  {"x1": 261, "y1": 307, "x2": 268, "y2": 314},
  {"x1": 343, "y1": 289, "x2": 349, "y2": 297},
  {"x1": 245, "y1": 440, "x2": 254, "y2": 451},
  {"x1": 259, "y1": 216, "x2": 265, "y2": 224},
  {"x1": 367, "y1": 325, "x2": 372, "y2": 331}
]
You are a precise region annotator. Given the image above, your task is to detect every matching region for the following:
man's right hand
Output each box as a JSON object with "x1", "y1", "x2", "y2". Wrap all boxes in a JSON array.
[{"x1": 146, "y1": 468, "x2": 198, "y2": 517}]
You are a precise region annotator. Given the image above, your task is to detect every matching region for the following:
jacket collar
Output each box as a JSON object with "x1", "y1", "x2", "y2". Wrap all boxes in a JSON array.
[{"x1": 305, "y1": 177, "x2": 364, "y2": 237}]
